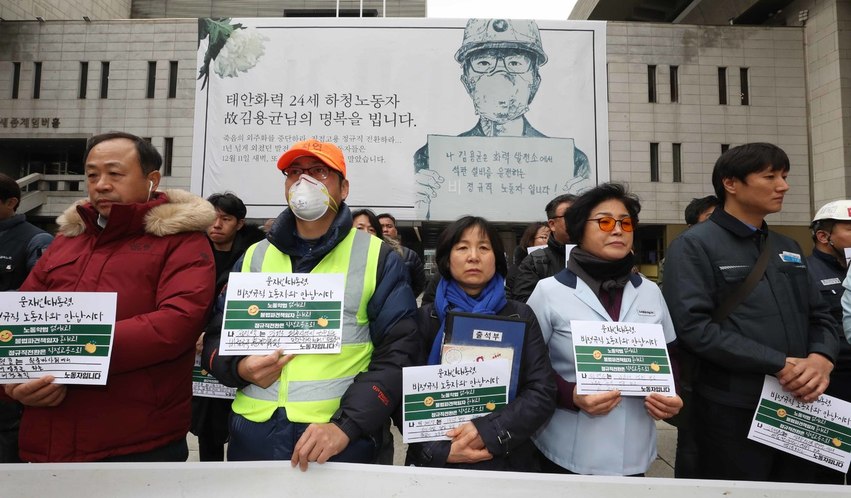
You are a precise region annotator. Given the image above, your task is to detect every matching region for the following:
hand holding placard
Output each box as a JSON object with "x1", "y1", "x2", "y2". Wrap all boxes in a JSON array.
[
  {"x1": 573, "y1": 386, "x2": 620, "y2": 416},
  {"x1": 4, "y1": 375, "x2": 67, "y2": 407},
  {"x1": 749, "y1": 375, "x2": 851, "y2": 472},
  {"x1": 236, "y1": 350, "x2": 294, "y2": 388}
]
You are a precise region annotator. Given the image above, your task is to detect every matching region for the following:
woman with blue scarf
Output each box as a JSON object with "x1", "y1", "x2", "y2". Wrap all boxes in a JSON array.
[{"x1": 406, "y1": 216, "x2": 556, "y2": 471}]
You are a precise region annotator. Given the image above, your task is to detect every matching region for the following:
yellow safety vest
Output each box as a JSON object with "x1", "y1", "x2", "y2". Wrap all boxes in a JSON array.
[{"x1": 231, "y1": 228, "x2": 380, "y2": 424}]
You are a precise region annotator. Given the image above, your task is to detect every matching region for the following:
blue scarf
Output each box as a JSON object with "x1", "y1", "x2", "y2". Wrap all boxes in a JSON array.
[{"x1": 427, "y1": 274, "x2": 507, "y2": 365}]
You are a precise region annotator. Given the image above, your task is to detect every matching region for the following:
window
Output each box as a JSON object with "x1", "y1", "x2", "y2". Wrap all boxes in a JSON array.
[
  {"x1": 32, "y1": 62, "x2": 42, "y2": 99},
  {"x1": 146, "y1": 61, "x2": 156, "y2": 99},
  {"x1": 79, "y1": 61, "x2": 89, "y2": 99},
  {"x1": 162, "y1": 137, "x2": 173, "y2": 177},
  {"x1": 672, "y1": 143, "x2": 682, "y2": 183},
  {"x1": 11, "y1": 62, "x2": 20, "y2": 99},
  {"x1": 650, "y1": 143, "x2": 659, "y2": 182},
  {"x1": 740, "y1": 67, "x2": 749, "y2": 105},
  {"x1": 721, "y1": 143, "x2": 730, "y2": 153},
  {"x1": 100, "y1": 61, "x2": 110, "y2": 99},
  {"x1": 670, "y1": 65, "x2": 679, "y2": 103},
  {"x1": 168, "y1": 61, "x2": 178, "y2": 98},
  {"x1": 648, "y1": 65, "x2": 657, "y2": 103},
  {"x1": 718, "y1": 67, "x2": 727, "y2": 105}
]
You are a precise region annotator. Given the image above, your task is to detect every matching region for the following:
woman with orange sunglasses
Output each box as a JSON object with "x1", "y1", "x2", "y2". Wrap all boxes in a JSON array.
[{"x1": 527, "y1": 182, "x2": 682, "y2": 476}]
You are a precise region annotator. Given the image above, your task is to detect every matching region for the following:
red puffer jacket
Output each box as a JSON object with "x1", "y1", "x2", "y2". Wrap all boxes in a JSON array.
[{"x1": 12, "y1": 190, "x2": 216, "y2": 462}]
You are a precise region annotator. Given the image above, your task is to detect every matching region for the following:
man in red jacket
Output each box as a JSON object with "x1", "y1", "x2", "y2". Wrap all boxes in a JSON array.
[{"x1": 1, "y1": 132, "x2": 216, "y2": 462}]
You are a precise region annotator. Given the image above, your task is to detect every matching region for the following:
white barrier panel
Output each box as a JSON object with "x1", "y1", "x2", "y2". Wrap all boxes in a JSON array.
[{"x1": 1, "y1": 461, "x2": 848, "y2": 497}]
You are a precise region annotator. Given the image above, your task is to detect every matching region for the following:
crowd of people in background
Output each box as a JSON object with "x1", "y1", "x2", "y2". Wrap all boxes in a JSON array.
[{"x1": 1, "y1": 135, "x2": 850, "y2": 486}]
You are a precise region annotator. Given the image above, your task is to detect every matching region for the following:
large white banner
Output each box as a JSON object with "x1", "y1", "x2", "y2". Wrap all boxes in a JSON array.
[
  {"x1": 191, "y1": 18, "x2": 608, "y2": 222},
  {"x1": 427, "y1": 0, "x2": 577, "y2": 19}
]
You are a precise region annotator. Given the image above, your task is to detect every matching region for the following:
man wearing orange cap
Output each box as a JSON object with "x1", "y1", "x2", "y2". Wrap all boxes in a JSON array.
[{"x1": 202, "y1": 139, "x2": 418, "y2": 470}]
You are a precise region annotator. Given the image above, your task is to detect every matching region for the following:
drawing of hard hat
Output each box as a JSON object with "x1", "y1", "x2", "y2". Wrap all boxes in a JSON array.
[{"x1": 455, "y1": 19, "x2": 547, "y2": 66}]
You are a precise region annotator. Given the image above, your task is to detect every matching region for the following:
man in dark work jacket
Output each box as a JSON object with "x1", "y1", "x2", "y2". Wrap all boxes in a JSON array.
[
  {"x1": 0, "y1": 173, "x2": 53, "y2": 462},
  {"x1": 664, "y1": 143, "x2": 839, "y2": 483},
  {"x1": 807, "y1": 199, "x2": 851, "y2": 485}
]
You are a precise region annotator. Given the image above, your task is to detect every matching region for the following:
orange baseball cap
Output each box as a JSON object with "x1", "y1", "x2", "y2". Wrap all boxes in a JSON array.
[{"x1": 276, "y1": 139, "x2": 346, "y2": 178}]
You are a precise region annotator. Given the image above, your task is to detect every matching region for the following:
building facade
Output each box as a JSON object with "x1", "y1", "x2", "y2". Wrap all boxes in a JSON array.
[
  {"x1": 574, "y1": 0, "x2": 851, "y2": 254},
  {"x1": 605, "y1": 22, "x2": 811, "y2": 267},
  {"x1": 1, "y1": 0, "x2": 844, "y2": 270}
]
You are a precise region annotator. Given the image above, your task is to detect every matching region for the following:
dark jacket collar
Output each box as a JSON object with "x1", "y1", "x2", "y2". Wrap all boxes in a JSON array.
[
  {"x1": 710, "y1": 207, "x2": 768, "y2": 239},
  {"x1": 554, "y1": 268, "x2": 642, "y2": 290},
  {"x1": 231, "y1": 224, "x2": 267, "y2": 256},
  {"x1": 812, "y1": 246, "x2": 844, "y2": 271},
  {"x1": 0, "y1": 213, "x2": 26, "y2": 232},
  {"x1": 547, "y1": 233, "x2": 566, "y2": 257},
  {"x1": 210, "y1": 224, "x2": 267, "y2": 289}
]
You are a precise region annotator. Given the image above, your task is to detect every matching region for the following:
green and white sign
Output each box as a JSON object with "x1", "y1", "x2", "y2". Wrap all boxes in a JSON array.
[
  {"x1": 220, "y1": 273, "x2": 345, "y2": 355},
  {"x1": 571, "y1": 320, "x2": 675, "y2": 396},
  {"x1": 192, "y1": 354, "x2": 236, "y2": 399},
  {"x1": 402, "y1": 360, "x2": 510, "y2": 444},
  {"x1": 748, "y1": 375, "x2": 851, "y2": 472},
  {"x1": 0, "y1": 292, "x2": 116, "y2": 385}
]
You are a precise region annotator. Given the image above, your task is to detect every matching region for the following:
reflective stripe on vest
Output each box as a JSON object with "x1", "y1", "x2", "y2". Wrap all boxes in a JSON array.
[{"x1": 232, "y1": 228, "x2": 379, "y2": 423}]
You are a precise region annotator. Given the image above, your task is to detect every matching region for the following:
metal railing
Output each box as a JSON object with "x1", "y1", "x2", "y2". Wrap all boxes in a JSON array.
[{"x1": 16, "y1": 173, "x2": 85, "y2": 214}]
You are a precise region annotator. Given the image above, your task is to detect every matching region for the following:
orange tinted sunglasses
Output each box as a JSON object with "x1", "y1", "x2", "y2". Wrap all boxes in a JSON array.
[{"x1": 587, "y1": 217, "x2": 635, "y2": 232}]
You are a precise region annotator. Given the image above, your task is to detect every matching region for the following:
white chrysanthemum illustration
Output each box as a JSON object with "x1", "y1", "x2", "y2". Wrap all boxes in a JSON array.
[{"x1": 213, "y1": 28, "x2": 268, "y2": 79}]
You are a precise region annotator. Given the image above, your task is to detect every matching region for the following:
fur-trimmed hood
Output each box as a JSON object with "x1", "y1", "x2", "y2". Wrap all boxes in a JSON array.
[
  {"x1": 57, "y1": 189, "x2": 216, "y2": 238},
  {"x1": 382, "y1": 235, "x2": 405, "y2": 257}
]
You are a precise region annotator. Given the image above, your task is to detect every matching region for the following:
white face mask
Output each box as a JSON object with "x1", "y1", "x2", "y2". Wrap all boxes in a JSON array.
[{"x1": 287, "y1": 175, "x2": 338, "y2": 222}]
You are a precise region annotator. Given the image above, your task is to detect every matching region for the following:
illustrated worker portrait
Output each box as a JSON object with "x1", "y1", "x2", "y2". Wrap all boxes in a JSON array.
[{"x1": 414, "y1": 18, "x2": 591, "y2": 209}]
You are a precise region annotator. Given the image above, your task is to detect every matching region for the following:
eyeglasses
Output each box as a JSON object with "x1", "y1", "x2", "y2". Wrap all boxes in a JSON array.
[
  {"x1": 468, "y1": 52, "x2": 533, "y2": 75},
  {"x1": 283, "y1": 165, "x2": 331, "y2": 181},
  {"x1": 587, "y1": 217, "x2": 635, "y2": 232}
]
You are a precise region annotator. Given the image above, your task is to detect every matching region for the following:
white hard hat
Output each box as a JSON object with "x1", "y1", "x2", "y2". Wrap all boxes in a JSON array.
[{"x1": 812, "y1": 200, "x2": 851, "y2": 225}]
